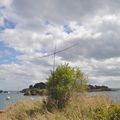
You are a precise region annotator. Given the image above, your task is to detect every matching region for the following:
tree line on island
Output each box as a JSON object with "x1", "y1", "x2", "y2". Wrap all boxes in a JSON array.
[{"x1": 21, "y1": 82, "x2": 47, "y2": 96}]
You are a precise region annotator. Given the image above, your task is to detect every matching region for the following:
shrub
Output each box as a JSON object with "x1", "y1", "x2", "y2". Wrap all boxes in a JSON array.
[
  {"x1": 92, "y1": 105, "x2": 120, "y2": 120},
  {"x1": 46, "y1": 64, "x2": 87, "y2": 110},
  {"x1": 108, "y1": 105, "x2": 120, "y2": 120}
]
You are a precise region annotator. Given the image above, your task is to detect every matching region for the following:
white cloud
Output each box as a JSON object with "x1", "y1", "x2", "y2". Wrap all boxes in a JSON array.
[
  {"x1": 0, "y1": 0, "x2": 120, "y2": 89},
  {"x1": 0, "y1": 0, "x2": 13, "y2": 7}
]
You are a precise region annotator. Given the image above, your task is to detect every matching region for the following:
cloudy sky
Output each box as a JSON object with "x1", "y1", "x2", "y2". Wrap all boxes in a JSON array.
[{"x1": 0, "y1": 0, "x2": 120, "y2": 90}]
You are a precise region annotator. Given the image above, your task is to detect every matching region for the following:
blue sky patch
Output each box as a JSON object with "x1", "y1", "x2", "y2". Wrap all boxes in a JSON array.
[
  {"x1": 64, "y1": 25, "x2": 74, "y2": 34},
  {"x1": 4, "y1": 18, "x2": 16, "y2": 29},
  {"x1": 0, "y1": 41, "x2": 22, "y2": 64},
  {"x1": 0, "y1": 18, "x2": 16, "y2": 32}
]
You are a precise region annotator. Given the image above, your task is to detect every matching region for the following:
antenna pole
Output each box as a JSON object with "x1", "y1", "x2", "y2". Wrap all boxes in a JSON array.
[
  {"x1": 53, "y1": 45, "x2": 56, "y2": 72},
  {"x1": 52, "y1": 43, "x2": 56, "y2": 89}
]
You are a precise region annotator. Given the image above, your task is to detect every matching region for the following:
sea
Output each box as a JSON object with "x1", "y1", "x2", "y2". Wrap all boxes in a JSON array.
[
  {"x1": 0, "y1": 91, "x2": 44, "y2": 110},
  {"x1": 0, "y1": 90, "x2": 120, "y2": 110}
]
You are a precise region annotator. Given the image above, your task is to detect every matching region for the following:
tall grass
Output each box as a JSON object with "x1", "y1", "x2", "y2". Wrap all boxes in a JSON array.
[{"x1": 6, "y1": 95, "x2": 120, "y2": 120}]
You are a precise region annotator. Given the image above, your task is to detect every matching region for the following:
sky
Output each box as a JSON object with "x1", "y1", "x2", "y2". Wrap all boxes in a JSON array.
[{"x1": 0, "y1": 0, "x2": 120, "y2": 90}]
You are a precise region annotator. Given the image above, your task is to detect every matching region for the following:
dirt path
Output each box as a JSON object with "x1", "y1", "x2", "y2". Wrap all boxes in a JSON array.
[{"x1": 0, "y1": 111, "x2": 7, "y2": 120}]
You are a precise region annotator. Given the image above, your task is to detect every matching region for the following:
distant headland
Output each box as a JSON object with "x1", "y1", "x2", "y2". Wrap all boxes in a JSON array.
[
  {"x1": 0, "y1": 90, "x2": 9, "y2": 93},
  {"x1": 20, "y1": 82, "x2": 47, "y2": 96},
  {"x1": 87, "y1": 85, "x2": 112, "y2": 92},
  {"x1": 20, "y1": 82, "x2": 114, "y2": 96}
]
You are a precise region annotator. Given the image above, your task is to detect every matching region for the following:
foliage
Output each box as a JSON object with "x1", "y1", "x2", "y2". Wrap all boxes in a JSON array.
[
  {"x1": 92, "y1": 105, "x2": 120, "y2": 120},
  {"x1": 24, "y1": 89, "x2": 47, "y2": 96},
  {"x1": 34, "y1": 82, "x2": 46, "y2": 89},
  {"x1": 47, "y1": 64, "x2": 87, "y2": 110},
  {"x1": 29, "y1": 85, "x2": 33, "y2": 89},
  {"x1": 73, "y1": 68, "x2": 88, "y2": 92}
]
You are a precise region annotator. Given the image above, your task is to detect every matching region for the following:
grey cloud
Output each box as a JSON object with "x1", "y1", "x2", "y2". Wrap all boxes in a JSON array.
[
  {"x1": 12, "y1": 0, "x2": 120, "y2": 24},
  {"x1": 0, "y1": 0, "x2": 120, "y2": 89},
  {"x1": 57, "y1": 36, "x2": 120, "y2": 61},
  {"x1": 103, "y1": 79, "x2": 120, "y2": 88},
  {"x1": 0, "y1": 62, "x2": 50, "y2": 90},
  {"x1": 93, "y1": 67, "x2": 120, "y2": 77}
]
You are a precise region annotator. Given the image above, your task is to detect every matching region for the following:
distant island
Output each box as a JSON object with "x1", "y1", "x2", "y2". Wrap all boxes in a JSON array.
[
  {"x1": 0, "y1": 90, "x2": 9, "y2": 93},
  {"x1": 88, "y1": 85, "x2": 112, "y2": 92},
  {"x1": 21, "y1": 82, "x2": 47, "y2": 96},
  {"x1": 0, "y1": 90, "x2": 3, "y2": 93},
  {"x1": 21, "y1": 82, "x2": 113, "y2": 96}
]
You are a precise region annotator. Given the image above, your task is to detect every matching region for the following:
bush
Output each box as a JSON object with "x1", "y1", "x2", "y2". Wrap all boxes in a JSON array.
[
  {"x1": 46, "y1": 64, "x2": 87, "y2": 110},
  {"x1": 92, "y1": 105, "x2": 120, "y2": 120},
  {"x1": 108, "y1": 105, "x2": 120, "y2": 120}
]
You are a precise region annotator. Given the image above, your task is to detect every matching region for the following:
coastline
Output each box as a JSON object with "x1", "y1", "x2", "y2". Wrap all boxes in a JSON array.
[
  {"x1": 5, "y1": 95, "x2": 120, "y2": 120},
  {"x1": 1, "y1": 90, "x2": 120, "y2": 120},
  {"x1": 2, "y1": 92, "x2": 120, "y2": 120}
]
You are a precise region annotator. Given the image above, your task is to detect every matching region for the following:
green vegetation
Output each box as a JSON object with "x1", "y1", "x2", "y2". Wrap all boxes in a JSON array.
[
  {"x1": 5, "y1": 64, "x2": 120, "y2": 120},
  {"x1": 22, "y1": 83, "x2": 112, "y2": 96},
  {"x1": 24, "y1": 89, "x2": 47, "y2": 96},
  {"x1": 21, "y1": 66, "x2": 112, "y2": 96},
  {"x1": 47, "y1": 64, "x2": 87, "y2": 109},
  {"x1": 92, "y1": 105, "x2": 120, "y2": 120}
]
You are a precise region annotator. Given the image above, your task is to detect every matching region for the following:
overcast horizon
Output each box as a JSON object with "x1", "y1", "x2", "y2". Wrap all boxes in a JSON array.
[{"x1": 0, "y1": 0, "x2": 120, "y2": 90}]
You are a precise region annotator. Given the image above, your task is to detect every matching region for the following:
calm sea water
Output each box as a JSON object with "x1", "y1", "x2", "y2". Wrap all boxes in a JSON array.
[
  {"x1": 0, "y1": 91, "x2": 44, "y2": 110},
  {"x1": 0, "y1": 90, "x2": 120, "y2": 110},
  {"x1": 88, "y1": 90, "x2": 120, "y2": 103}
]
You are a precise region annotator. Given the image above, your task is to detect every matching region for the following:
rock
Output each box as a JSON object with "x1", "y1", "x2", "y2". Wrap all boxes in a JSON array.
[{"x1": 0, "y1": 90, "x2": 3, "y2": 93}]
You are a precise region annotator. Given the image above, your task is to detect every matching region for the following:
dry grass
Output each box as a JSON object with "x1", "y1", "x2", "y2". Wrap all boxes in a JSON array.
[
  {"x1": 6, "y1": 100, "x2": 43, "y2": 120},
  {"x1": 0, "y1": 110, "x2": 6, "y2": 120},
  {"x1": 64, "y1": 94, "x2": 112, "y2": 120},
  {"x1": 5, "y1": 94, "x2": 115, "y2": 120}
]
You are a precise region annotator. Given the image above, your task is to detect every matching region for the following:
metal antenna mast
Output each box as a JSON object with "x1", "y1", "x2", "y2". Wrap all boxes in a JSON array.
[{"x1": 53, "y1": 44, "x2": 56, "y2": 72}]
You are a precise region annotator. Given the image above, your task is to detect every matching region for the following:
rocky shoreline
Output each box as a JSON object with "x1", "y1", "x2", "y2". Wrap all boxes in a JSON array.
[
  {"x1": 87, "y1": 85, "x2": 112, "y2": 92},
  {"x1": 21, "y1": 82, "x2": 47, "y2": 96}
]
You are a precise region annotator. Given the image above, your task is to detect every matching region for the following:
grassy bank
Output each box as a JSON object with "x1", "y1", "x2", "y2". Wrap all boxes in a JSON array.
[{"x1": 6, "y1": 94, "x2": 120, "y2": 120}]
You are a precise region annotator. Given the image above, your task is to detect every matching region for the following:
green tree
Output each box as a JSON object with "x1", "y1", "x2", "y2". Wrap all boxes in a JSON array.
[
  {"x1": 73, "y1": 68, "x2": 88, "y2": 92},
  {"x1": 47, "y1": 64, "x2": 87, "y2": 110},
  {"x1": 29, "y1": 85, "x2": 33, "y2": 89}
]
